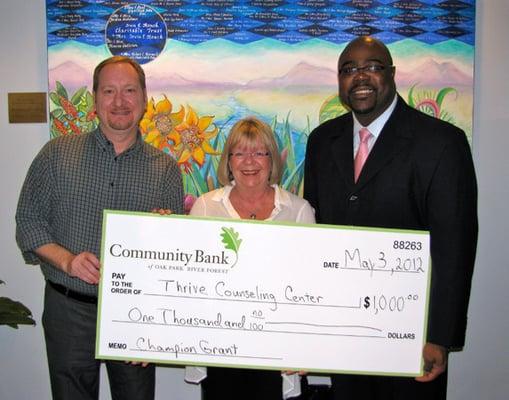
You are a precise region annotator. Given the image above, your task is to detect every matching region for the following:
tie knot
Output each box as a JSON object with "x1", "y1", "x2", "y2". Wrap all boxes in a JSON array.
[{"x1": 359, "y1": 128, "x2": 371, "y2": 143}]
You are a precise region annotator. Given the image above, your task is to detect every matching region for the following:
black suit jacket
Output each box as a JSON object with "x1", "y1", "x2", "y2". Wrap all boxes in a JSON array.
[{"x1": 304, "y1": 95, "x2": 478, "y2": 348}]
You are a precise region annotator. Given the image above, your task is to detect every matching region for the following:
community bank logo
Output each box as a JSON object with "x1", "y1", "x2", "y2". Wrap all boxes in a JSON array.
[
  {"x1": 220, "y1": 227, "x2": 242, "y2": 268},
  {"x1": 109, "y1": 226, "x2": 243, "y2": 270}
]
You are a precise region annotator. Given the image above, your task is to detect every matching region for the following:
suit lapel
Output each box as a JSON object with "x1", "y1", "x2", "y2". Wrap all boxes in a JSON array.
[
  {"x1": 330, "y1": 116, "x2": 355, "y2": 190},
  {"x1": 356, "y1": 96, "x2": 412, "y2": 188}
]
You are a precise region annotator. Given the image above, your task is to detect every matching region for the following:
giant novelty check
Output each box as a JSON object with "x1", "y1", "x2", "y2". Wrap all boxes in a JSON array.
[{"x1": 96, "y1": 211, "x2": 431, "y2": 376}]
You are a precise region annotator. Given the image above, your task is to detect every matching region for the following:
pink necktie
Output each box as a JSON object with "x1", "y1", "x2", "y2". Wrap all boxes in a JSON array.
[{"x1": 354, "y1": 127, "x2": 372, "y2": 182}]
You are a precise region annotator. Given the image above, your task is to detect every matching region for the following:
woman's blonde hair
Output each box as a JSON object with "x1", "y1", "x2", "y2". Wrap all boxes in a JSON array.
[{"x1": 217, "y1": 117, "x2": 283, "y2": 186}]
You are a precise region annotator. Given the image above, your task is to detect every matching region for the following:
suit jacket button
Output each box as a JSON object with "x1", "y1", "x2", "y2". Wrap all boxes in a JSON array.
[{"x1": 349, "y1": 195, "x2": 358, "y2": 201}]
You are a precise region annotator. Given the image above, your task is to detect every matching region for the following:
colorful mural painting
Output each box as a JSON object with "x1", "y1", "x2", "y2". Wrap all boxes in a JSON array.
[{"x1": 46, "y1": 0, "x2": 476, "y2": 200}]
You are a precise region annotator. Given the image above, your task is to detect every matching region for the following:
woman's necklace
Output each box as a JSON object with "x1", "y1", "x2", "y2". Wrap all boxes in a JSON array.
[{"x1": 231, "y1": 186, "x2": 274, "y2": 220}]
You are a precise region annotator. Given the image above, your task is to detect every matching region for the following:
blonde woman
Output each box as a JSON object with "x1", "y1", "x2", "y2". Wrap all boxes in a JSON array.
[{"x1": 190, "y1": 117, "x2": 315, "y2": 399}]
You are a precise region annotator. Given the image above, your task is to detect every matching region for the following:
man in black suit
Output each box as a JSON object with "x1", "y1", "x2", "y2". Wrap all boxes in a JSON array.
[{"x1": 304, "y1": 36, "x2": 478, "y2": 399}]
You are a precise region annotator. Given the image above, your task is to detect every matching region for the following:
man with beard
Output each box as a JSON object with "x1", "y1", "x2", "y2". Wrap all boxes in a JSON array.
[
  {"x1": 16, "y1": 56, "x2": 184, "y2": 400},
  {"x1": 304, "y1": 36, "x2": 478, "y2": 399}
]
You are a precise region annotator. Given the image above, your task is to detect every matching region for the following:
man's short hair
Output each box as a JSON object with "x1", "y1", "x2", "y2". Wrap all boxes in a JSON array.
[{"x1": 93, "y1": 56, "x2": 146, "y2": 92}]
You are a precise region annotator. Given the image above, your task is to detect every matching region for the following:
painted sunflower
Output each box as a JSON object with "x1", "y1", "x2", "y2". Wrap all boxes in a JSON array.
[
  {"x1": 170, "y1": 105, "x2": 220, "y2": 168},
  {"x1": 140, "y1": 96, "x2": 185, "y2": 150}
]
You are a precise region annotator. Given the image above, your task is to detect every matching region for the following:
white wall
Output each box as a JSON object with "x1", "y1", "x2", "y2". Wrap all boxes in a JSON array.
[
  {"x1": 0, "y1": 1, "x2": 507, "y2": 399},
  {"x1": 447, "y1": 2, "x2": 509, "y2": 399}
]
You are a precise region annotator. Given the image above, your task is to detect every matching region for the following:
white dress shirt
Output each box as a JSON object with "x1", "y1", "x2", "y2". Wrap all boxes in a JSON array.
[
  {"x1": 190, "y1": 183, "x2": 316, "y2": 223},
  {"x1": 353, "y1": 94, "x2": 398, "y2": 158}
]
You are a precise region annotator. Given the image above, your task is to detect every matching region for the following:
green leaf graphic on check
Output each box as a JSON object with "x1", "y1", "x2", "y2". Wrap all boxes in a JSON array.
[{"x1": 220, "y1": 227, "x2": 242, "y2": 268}]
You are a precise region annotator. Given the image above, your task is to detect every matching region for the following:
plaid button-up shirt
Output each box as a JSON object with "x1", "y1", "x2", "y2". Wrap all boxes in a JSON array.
[{"x1": 16, "y1": 129, "x2": 184, "y2": 295}]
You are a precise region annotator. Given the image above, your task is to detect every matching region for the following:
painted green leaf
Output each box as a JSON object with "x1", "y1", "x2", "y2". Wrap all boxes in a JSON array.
[
  {"x1": 319, "y1": 94, "x2": 349, "y2": 124},
  {"x1": 55, "y1": 81, "x2": 68, "y2": 100},
  {"x1": 49, "y1": 92, "x2": 61, "y2": 107},
  {"x1": 50, "y1": 127, "x2": 59, "y2": 139},
  {"x1": 407, "y1": 84, "x2": 417, "y2": 108},
  {"x1": 282, "y1": 112, "x2": 296, "y2": 172},
  {"x1": 282, "y1": 159, "x2": 304, "y2": 193},
  {"x1": 184, "y1": 165, "x2": 209, "y2": 196},
  {"x1": 86, "y1": 91, "x2": 94, "y2": 108},
  {"x1": 52, "y1": 109, "x2": 64, "y2": 119},
  {"x1": 436, "y1": 87, "x2": 457, "y2": 108},
  {"x1": 71, "y1": 86, "x2": 87, "y2": 105}
]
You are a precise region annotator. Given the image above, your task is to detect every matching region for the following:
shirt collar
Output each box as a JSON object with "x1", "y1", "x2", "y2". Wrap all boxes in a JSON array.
[
  {"x1": 93, "y1": 128, "x2": 144, "y2": 157},
  {"x1": 353, "y1": 94, "x2": 398, "y2": 139},
  {"x1": 212, "y1": 183, "x2": 291, "y2": 214}
]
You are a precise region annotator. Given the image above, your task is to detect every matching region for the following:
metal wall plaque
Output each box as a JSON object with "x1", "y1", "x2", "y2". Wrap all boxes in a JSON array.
[{"x1": 8, "y1": 92, "x2": 47, "y2": 123}]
